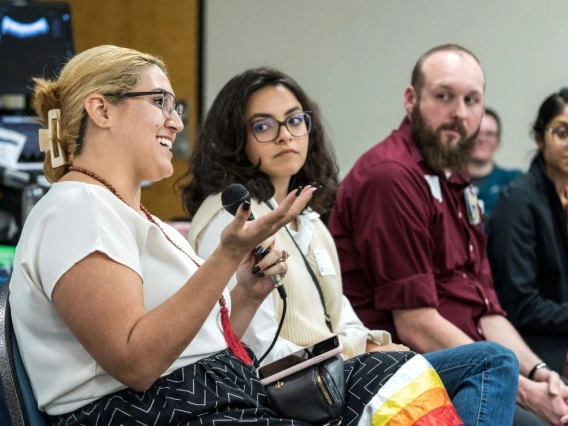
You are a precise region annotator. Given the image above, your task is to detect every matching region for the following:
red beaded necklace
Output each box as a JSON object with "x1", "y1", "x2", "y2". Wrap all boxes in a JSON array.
[{"x1": 68, "y1": 165, "x2": 253, "y2": 366}]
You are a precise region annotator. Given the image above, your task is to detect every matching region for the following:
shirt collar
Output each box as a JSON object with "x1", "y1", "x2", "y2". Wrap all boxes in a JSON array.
[{"x1": 398, "y1": 116, "x2": 424, "y2": 164}]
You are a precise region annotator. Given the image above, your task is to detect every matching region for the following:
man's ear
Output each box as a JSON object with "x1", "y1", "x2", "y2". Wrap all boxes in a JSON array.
[
  {"x1": 403, "y1": 86, "x2": 417, "y2": 117},
  {"x1": 84, "y1": 94, "x2": 113, "y2": 129}
]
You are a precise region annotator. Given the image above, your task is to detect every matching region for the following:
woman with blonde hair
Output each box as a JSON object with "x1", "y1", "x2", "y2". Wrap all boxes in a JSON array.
[{"x1": 9, "y1": 45, "x2": 316, "y2": 424}]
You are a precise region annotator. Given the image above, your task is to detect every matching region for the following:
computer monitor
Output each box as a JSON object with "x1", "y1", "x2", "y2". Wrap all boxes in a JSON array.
[
  {"x1": 0, "y1": 114, "x2": 43, "y2": 171},
  {"x1": 0, "y1": 2, "x2": 74, "y2": 94}
]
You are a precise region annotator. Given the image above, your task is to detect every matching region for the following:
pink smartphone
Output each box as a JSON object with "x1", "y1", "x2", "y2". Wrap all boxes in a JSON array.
[{"x1": 258, "y1": 335, "x2": 343, "y2": 385}]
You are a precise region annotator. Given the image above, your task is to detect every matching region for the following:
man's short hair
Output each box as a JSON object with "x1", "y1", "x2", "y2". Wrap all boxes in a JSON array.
[
  {"x1": 484, "y1": 107, "x2": 501, "y2": 139},
  {"x1": 411, "y1": 44, "x2": 482, "y2": 95}
]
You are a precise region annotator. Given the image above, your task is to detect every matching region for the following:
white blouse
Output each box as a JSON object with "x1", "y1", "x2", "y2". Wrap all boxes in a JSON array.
[{"x1": 10, "y1": 182, "x2": 229, "y2": 415}]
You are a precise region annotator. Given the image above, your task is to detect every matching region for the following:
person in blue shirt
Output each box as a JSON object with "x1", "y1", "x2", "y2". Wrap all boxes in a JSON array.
[{"x1": 468, "y1": 107, "x2": 522, "y2": 220}]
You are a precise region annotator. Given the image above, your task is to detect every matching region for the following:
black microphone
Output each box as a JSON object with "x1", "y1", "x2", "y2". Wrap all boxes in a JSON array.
[
  {"x1": 221, "y1": 183, "x2": 286, "y2": 300},
  {"x1": 221, "y1": 183, "x2": 255, "y2": 220},
  {"x1": 221, "y1": 183, "x2": 288, "y2": 364}
]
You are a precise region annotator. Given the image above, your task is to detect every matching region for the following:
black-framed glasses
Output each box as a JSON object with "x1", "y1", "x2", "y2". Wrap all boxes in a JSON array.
[
  {"x1": 547, "y1": 126, "x2": 568, "y2": 147},
  {"x1": 248, "y1": 112, "x2": 312, "y2": 143},
  {"x1": 106, "y1": 90, "x2": 184, "y2": 119}
]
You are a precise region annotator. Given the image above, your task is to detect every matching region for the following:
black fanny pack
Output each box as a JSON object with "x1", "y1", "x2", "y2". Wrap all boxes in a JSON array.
[{"x1": 265, "y1": 355, "x2": 345, "y2": 425}]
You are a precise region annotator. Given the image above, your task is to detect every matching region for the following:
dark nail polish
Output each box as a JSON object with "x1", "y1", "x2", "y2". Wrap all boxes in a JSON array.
[
  {"x1": 257, "y1": 272, "x2": 265, "y2": 278},
  {"x1": 254, "y1": 246, "x2": 264, "y2": 256},
  {"x1": 311, "y1": 182, "x2": 318, "y2": 187},
  {"x1": 242, "y1": 200, "x2": 251, "y2": 211},
  {"x1": 252, "y1": 265, "x2": 261, "y2": 274},
  {"x1": 295, "y1": 186, "x2": 303, "y2": 197}
]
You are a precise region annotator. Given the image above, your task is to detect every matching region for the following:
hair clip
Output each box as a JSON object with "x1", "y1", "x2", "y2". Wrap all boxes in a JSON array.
[{"x1": 39, "y1": 109, "x2": 66, "y2": 168}]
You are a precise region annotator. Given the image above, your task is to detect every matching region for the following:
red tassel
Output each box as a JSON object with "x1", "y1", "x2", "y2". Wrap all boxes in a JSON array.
[{"x1": 220, "y1": 305, "x2": 253, "y2": 365}]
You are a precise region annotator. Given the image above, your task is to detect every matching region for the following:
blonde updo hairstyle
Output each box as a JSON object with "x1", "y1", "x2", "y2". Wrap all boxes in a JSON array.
[{"x1": 32, "y1": 45, "x2": 167, "y2": 182}]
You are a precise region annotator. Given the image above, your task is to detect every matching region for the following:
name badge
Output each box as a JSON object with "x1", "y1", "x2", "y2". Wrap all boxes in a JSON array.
[
  {"x1": 424, "y1": 175, "x2": 443, "y2": 203},
  {"x1": 313, "y1": 248, "x2": 336, "y2": 276},
  {"x1": 464, "y1": 186, "x2": 481, "y2": 226}
]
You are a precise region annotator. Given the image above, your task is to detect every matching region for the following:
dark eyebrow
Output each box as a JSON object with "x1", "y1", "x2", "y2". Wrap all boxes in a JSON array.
[
  {"x1": 552, "y1": 120, "x2": 568, "y2": 127},
  {"x1": 247, "y1": 106, "x2": 302, "y2": 122}
]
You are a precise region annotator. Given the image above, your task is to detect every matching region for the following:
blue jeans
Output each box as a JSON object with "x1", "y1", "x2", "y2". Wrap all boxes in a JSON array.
[{"x1": 424, "y1": 341, "x2": 519, "y2": 426}]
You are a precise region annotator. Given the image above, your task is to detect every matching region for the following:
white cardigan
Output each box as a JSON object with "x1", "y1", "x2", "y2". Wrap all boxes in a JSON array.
[{"x1": 188, "y1": 193, "x2": 391, "y2": 364}]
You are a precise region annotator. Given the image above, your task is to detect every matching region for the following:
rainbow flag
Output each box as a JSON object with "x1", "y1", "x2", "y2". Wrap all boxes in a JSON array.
[{"x1": 359, "y1": 354, "x2": 463, "y2": 425}]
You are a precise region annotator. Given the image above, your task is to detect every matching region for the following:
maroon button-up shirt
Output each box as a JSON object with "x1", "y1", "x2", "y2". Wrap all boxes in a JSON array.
[{"x1": 329, "y1": 117, "x2": 505, "y2": 342}]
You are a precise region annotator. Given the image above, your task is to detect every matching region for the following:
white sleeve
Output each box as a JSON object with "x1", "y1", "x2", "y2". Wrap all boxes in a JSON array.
[
  {"x1": 336, "y1": 295, "x2": 392, "y2": 354},
  {"x1": 195, "y1": 209, "x2": 302, "y2": 364},
  {"x1": 194, "y1": 210, "x2": 233, "y2": 259},
  {"x1": 30, "y1": 186, "x2": 142, "y2": 300}
]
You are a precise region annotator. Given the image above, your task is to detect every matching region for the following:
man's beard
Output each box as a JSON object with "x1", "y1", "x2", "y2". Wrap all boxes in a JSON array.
[{"x1": 411, "y1": 106, "x2": 478, "y2": 173}]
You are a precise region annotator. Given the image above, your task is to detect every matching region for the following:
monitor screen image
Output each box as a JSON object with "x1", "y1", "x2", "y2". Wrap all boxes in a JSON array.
[
  {"x1": 0, "y1": 114, "x2": 43, "y2": 170},
  {"x1": 0, "y1": 2, "x2": 74, "y2": 94},
  {"x1": 0, "y1": 244, "x2": 15, "y2": 284}
]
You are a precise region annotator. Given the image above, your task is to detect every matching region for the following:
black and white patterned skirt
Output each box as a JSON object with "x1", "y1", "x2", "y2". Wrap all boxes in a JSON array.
[{"x1": 51, "y1": 349, "x2": 418, "y2": 425}]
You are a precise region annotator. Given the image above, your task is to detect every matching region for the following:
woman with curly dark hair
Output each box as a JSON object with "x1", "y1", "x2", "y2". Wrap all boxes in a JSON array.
[
  {"x1": 181, "y1": 67, "x2": 337, "y2": 218},
  {"x1": 180, "y1": 67, "x2": 402, "y2": 363}
]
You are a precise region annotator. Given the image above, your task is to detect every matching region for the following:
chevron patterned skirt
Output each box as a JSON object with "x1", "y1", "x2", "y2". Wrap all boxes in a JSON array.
[{"x1": 50, "y1": 349, "x2": 461, "y2": 425}]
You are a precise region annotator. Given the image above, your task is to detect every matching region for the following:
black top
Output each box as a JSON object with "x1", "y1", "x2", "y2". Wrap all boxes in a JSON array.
[{"x1": 487, "y1": 154, "x2": 568, "y2": 374}]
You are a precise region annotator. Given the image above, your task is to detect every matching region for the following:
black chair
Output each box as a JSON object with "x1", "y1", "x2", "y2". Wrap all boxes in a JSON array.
[
  {"x1": 0, "y1": 281, "x2": 48, "y2": 425},
  {"x1": 0, "y1": 278, "x2": 10, "y2": 424}
]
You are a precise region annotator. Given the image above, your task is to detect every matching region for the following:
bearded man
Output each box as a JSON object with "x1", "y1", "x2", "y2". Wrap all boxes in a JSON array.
[{"x1": 329, "y1": 44, "x2": 568, "y2": 426}]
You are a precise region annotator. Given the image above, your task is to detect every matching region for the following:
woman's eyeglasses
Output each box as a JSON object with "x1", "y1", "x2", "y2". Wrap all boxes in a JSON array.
[
  {"x1": 248, "y1": 112, "x2": 312, "y2": 143},
  {"x1": 106, "y1": 90, "x2": 184, "y2": 120},
  {"x1": 547, "y1": 126, "x2": 568, "y2": 146}
]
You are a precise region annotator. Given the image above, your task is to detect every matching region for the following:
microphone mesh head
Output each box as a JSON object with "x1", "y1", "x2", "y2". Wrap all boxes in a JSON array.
[{"x1": 221, "y1": 183, "x2": 250, "y2": 217}]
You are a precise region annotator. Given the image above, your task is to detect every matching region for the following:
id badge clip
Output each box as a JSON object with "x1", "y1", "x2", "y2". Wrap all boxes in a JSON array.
[{"x1": 464, "y1": 186, "x2": 481, "y2": 226}]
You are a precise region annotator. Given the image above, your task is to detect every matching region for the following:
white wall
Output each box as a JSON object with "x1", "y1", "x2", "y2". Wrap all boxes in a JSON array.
[{"x1": 204, "y1": 0, "x2": 568, "y2": 177}]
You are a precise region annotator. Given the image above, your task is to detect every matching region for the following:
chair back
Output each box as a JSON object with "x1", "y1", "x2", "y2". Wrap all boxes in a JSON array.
[
  {"x1": 0, "y1": 282, "x2": 48, "y2": 425},
  {"x1": 0, "y1": 279, "x2": 11, "y2": 424}
]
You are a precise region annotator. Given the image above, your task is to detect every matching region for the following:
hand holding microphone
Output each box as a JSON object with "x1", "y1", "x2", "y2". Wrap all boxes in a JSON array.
[
  {"x1": 221, "y1": 183, "x2": 256, "y2": 220},
  {"x1": 221, "y1": 183, "x2": 317, "y2": 364},
  {"x1": 219, "y1": 182, "x2": 316, "y2": 253},
  {"x1": 222, "y1": 183, "x2": 304, "y2": 299}
]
